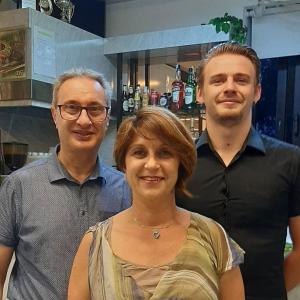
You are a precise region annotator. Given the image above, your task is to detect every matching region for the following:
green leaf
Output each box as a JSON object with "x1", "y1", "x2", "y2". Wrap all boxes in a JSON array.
[
  {"x1": 210, "y1": 13, "x2": 247, "y2": 43},
  {"x1": 222, "y1": 22, "x2": 230, "y2": 33},
  {"x1": 208, "y1": 17, "x2": 220, "y2": 25},
  {"x1": 216, "y1": 23, "x2": 221, "y2": 33}
]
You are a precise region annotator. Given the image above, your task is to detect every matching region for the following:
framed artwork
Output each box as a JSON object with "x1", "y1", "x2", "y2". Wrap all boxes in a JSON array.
[{"x1": 0, "y1": 28, "x2": 26, "y2": 81}]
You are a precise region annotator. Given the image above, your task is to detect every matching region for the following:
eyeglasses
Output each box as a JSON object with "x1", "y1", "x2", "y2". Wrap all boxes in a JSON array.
[{"x1": 57, "y1": 104, "x2": 110, "y2": 123}]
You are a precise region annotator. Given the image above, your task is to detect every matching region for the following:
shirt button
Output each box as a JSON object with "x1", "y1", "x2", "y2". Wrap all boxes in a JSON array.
[{"x1": 80, "y1": 210, "x2": 86, "y2": 216}]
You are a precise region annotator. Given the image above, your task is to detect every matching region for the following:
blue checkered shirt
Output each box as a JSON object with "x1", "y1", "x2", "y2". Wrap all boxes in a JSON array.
[{"x1": 0, "y1": 151, "x2": 131, "y2": 299}]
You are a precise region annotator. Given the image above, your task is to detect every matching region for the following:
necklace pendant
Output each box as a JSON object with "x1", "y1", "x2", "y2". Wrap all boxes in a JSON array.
[{"x1": 152, "y1": 230, "x2": 160, "y2": 239}]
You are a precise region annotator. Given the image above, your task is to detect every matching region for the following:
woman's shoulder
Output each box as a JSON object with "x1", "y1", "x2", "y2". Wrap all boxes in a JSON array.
[
  {"x1": 87, "y1": 218, "x2": 113, "y2": 258},
  {"x1": 190, "y1": 212, "x2": 219, "y2": 228},
  {"x1": 87, "y1": 218, "x2": 112, "y2": 235},
  {"x1": 189, "y1": 212, "x2": 227, "y2": 240},
  {"x1": 188, "y1": 212, "x2": 244, "y2": 272}
]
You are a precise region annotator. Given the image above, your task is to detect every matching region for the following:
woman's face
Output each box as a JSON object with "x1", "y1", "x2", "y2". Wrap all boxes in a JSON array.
[{"x1": 124, "y1": 134, "x2": 180, "y2": 201}]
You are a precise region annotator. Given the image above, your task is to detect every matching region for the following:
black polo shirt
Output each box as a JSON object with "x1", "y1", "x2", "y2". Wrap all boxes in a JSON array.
[{"x1": 177, "y1": 127, "x2": 300, "y2": 300}]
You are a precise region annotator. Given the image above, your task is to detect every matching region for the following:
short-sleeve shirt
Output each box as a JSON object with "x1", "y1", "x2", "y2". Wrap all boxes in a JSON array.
[
  {"x1": 88, "y1": 212, "x2": 244, "y2": 300},
  {"x1": 0, "y1": 150, "x2": 131, "y2": 300},
  {"x1": 177, "y1": 127, "x2": 300, "y2": 300}
]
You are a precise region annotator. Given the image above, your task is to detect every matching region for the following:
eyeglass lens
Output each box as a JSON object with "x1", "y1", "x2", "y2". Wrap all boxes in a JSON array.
[{"x1": 58, "y1": 105, "x2": 108, "y2": 122}]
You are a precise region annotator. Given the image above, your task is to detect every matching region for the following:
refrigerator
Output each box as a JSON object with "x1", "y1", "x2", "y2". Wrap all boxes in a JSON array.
[{"x1": 254, "y1": 54, "x2": 300, "y2": 147}]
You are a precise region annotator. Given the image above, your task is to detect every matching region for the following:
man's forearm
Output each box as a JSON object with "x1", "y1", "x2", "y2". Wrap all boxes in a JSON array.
[{"x1": 284, "y1": 250, "x2": 300, "y2": 291}]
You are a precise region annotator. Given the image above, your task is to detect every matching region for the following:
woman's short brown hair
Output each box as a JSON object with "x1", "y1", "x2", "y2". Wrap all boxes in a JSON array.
[{"x1": 114, "y1": 106, "x2": 196, "y2": 197}]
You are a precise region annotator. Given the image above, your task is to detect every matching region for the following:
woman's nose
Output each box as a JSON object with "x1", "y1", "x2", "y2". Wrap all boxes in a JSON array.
[{"x1": 144, "y1": 155, "x2": 159, "y2": 169}]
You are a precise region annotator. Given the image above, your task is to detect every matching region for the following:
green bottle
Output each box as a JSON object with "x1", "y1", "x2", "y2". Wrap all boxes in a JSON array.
[{"x1": 184, "y1": 67, "x2": 196, "y2": 113}]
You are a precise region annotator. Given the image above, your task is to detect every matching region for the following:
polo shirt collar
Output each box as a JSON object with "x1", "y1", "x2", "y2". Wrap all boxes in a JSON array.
[
  {"x1": 48, "y1": 145, "x2": 107, "y2": 183},
  {"x1": 196, "y1": 126, "x2": 266, "y2": 154}
]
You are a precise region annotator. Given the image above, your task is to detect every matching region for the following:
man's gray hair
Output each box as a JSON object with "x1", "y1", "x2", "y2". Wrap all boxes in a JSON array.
[{"x1": 52, "y1": 68, "x2": 112, "y2": 107}]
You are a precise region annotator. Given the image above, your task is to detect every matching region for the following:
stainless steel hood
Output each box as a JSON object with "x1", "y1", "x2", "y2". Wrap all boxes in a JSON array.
[
  {"x1": 0, "y1": 79, "x2": 52, "y2": 108},
  {"x1": 0, "y1": 8, "x2": 111, "y2": 109}
]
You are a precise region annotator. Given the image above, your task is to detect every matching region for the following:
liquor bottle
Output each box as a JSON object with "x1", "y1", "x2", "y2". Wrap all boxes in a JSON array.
[
  {"x1": 159, "y1": 93, "x2": 168, "y2": 108},
  {"x1": 171, "y1": 64, "x2": 184, "y2": 113},
  {"x1": 134, "y1": 84, "x2": 142, "y2": 112},
  {"x1": 128, "y1": 85, "x2": 134, "y2": 114},
  {"x1": 184, "y1": 67, "x2": 196, "y2": 113},
  {"x1": 150, "y1": 90, "x2": 159, "y2": 106},
  {"x1": 166, "y1": 92, "x2": 172, "y2": 110},
  {"x1": 122, "y1": 85, "x2": 129, "y2": 116},
  {"x1": 142, "y1": 86, "x2": 149, "y2": 107}
]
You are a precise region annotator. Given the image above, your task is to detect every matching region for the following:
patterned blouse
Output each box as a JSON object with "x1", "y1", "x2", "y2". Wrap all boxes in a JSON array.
[{"x1": 88, "y1": 212, "x2": 244, "y2": 300}]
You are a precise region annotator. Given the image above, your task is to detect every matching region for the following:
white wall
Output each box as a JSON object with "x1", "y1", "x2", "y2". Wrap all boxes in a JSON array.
[
  {"x1": 106, "y1": 0, "x2": 257, "y2": 37},
  {"x1": 106, "y1": 0, "x2": 300, "y2": 59},
  {"x1": 252, "y1": 11, "x2": 300, "y2": 58}
]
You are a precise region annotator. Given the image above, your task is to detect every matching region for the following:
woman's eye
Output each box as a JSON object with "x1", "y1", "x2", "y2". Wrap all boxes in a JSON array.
[
  {"x1": 132, "y1": 150, "x2": 145, "y2": 157},
  {"x1": 159, "y1": 150, "x2": 172, "y2": 158}
]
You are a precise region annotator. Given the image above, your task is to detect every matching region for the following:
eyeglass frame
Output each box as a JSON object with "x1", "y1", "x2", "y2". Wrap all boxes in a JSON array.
[{"x1": 56, "y1": 104, "x2": 110, "y2": 123}]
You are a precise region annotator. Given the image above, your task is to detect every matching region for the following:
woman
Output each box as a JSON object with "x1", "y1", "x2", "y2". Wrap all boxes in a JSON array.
[{"x1": 68, "y1": 106, "x2": 245, "y2": 300}]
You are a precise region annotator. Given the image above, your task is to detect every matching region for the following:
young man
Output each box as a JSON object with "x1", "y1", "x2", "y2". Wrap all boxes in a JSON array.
[
  {"x1": 0, "y1": 69, "x2": 131, "y2": 299},
  {"x1": 177, "y1": 43, "x2": 300, "y2": 300}
]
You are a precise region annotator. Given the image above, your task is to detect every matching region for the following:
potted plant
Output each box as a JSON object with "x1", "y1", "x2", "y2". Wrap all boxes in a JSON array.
[{"x1": 209, "y1": 12, "x2": 247, "y2": 44}]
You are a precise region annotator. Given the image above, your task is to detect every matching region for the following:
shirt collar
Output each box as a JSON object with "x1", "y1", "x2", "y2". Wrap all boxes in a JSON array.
[
  {"x1": 246, "y1": 126, "x2": 266, "y2": 154},
  {"x1": 195, "y1": 130, "x2": 209, "y2": 148},
  {"x1": 48, "y1": 145, "x2": 107, "y2": 184},
  {"x1": 196, "y1": 126, "x2": 266, "y2": 154}
]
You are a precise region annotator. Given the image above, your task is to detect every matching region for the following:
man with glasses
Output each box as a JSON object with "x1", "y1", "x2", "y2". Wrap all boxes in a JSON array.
[{"x1": 0, "y1": 69, "x2": 131, "y2": 299}]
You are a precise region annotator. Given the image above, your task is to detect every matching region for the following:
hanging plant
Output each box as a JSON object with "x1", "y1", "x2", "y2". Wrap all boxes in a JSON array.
[{"x1": 208, "y1": 13, "x2": 247, "y2": 44}]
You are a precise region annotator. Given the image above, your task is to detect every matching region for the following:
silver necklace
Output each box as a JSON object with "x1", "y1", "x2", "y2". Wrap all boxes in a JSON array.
[{"x1": 132, "y1": 217, "x2": 174, "y2": 239}]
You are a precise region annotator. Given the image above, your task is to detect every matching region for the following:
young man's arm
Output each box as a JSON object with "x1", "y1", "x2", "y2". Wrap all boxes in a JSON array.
[
  {"x1": 284, "y1": 216, "x2": 300, "y2": 291},
  {"x1": 0, "y1": 246, "x2": 14, "y2": 298}
]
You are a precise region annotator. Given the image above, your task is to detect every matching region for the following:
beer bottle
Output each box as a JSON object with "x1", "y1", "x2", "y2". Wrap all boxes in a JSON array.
[
  {"x1": 122, "y1": 85, "x2": 129, "y2": 116},
  {"x1": 171, "y1": 64, "x2": 184, "y2": 113},
  {"x1": 142, "y1": 86, "x2": 149, "y2": 107},
  {"x1": 128, "y1": 85, "x2": 134, "y2": 114},
  {"x1": 184, "y1": 67, "x2": 196, "y2": 113},
  {"x1": 134, "y1": 84, "x2": 142, "y2": 112}
]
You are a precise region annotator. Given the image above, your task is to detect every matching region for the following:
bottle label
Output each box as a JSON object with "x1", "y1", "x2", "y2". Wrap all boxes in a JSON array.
[
  {"x1": 142, "y1": 96, "x2": 149, "y2": 106},
  {"x1": 185, "y1": 87, "x2": 193, "y2": 104},
  {"x1": 159, "y1": 95, "x2": 168, "y2": 107},
  {"x1": 172, "y1": 88, "x2": 180, "y2": 102},
  {"x1": 128, "y1": 97, "x2": 134, "y2": 108},
  {"x1": 134, "y1": 100, "x2": 141, "y2": 111},
  {"x1": 123, "y1": 100, "x2": 129, "y2": 111}
]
